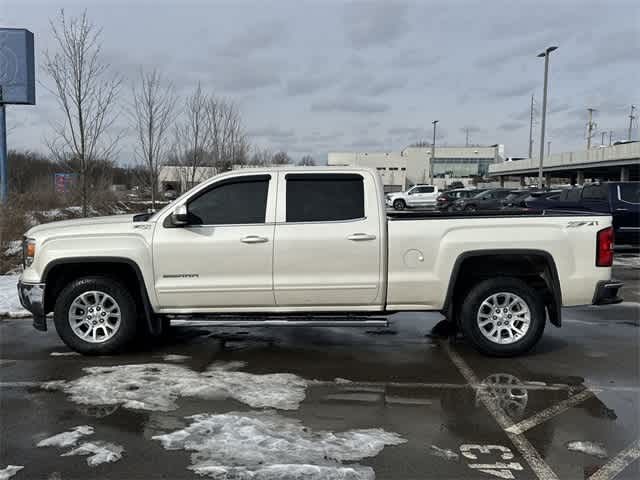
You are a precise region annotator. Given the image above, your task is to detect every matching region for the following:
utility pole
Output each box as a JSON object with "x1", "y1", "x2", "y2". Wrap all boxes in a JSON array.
[
  {"x1": 0, "y1": 87, "x2": 7, "y2": 204},
  {"x1": 586, "y1": 108, "x2": 597, "y2": 149},
  {"x1": 528, "y1": 94, "x2": 535, "y2": 158},
  {"x1": 464, "y1": 128, "x2": 469, "y2": 147},
  {"x1": 547, "y1": 141, "x2": 551, "y2": 156},
  {"x1": 629, "y1": 105, "x2": 637, "y2": 141},
  {"x1": 430, "y1": 120, "x2": 438, "y2": 185},
  {"x1": 537, "y1": 46, "x2": 558, "y2": 188},
  {"x1": 601, "y1": 131, "x2": 606, "y2": 146},
  {"x1": 609, "y1": 130, "x2": 614, "y2": 146}
]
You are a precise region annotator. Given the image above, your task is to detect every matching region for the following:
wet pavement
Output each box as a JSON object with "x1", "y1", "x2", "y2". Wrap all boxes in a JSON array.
[{"x1": 1, "y1": 262, "x2": 639, "y2": 480}]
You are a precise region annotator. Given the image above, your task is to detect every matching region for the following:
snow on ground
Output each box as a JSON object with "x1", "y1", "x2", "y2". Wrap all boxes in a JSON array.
[
  {"x1": 3, "y1": 241, "x2": 21, "y2": 256},
  {"x1": 44, "y1": 361, "x2": 309, "y2": 411},
  {"x1": 162, "y1": 354, "x2": 190, "y2": 362},
  {"x1": 36, "y1": 426, "x2": 94, "y2": 448},
  {"x1": 62, "y1": 441, "x2": 124, "y2": 466},
  {"x1": 0, "y1": 466, "x2": 24, "y2": 480},
  {"x1": 50, "y1": 352, "x2": 81, "y2": 357},
  {"x1": 153, "y1": 411, "x2": 406, "y2": 479},
  {"x1": 430, "y1": 445, "x2": 459, "y2": 461},
  {"x1": 566, "y1": 441, "x2": 608, "y2": 458},
  {"x1": 0, "y1": 275, "x2": 28, "y2": 318}
]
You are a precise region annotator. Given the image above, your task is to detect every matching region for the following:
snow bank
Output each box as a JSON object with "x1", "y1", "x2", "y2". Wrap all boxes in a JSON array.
[
  {"x1": 44, "y1": 361, "x2": 309, "y2": 411},
  {"x1": 62, "y1": 441, "x2": 124, "y2": 466},
  {"x1": 153, "y1": 411, "x2": 406, "y2": 479},
  {"x1": 566, "y1": 441, "x2": 608, "y2": 458},
  {"x1": 36, "y1": 426, "x2": 94, "y2": 448},
  {"x1": 0, "y1": 466, "x2": 24, "y2": 480},
  {"x1": 0, "y1": 275, "x2": 28, "y2": 318}
]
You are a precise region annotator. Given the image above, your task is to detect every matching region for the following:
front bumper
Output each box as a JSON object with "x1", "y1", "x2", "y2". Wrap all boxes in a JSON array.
[
  {"x1": 592, "y1": 280, "x2": 624, "y2": 305},
  {"x1": 17, "y1": 281, "x2": 47, "y2": 331}
]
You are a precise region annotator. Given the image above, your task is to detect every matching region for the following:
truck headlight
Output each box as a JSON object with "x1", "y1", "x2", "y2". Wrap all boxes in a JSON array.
[{"x1": 23, "y1": 238, "x2": 36, "y2": 267}]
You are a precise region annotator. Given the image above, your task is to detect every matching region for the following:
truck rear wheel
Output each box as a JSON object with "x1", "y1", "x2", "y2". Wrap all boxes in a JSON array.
[
  {"x1": 53, "y1": 276, "x2": 137, "y2": 355},
  {"x1": 459, "y1": 277, "x2": 545, "y2": 357}
]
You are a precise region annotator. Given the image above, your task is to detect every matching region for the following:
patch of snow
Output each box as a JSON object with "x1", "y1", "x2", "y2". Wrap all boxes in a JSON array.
[
  {"x1": 3, "y1": 241, "x2": 21, "y2": 256},
  {"x1": 44, "y1": 361, "x2": 308, "y2": 411},
  {"x1": 0, "y1": 275, "x2": 28, "y2": 318},
  {"x1": 153, "y1": 411, "x2": 406, "y2": 479},
  {"x1": 50, "y1": 352, "x2": 80, "y2": 357},
  {"x1": 37, "y1": 426, "x2": 94, "y2": 448},
  {"x1": 62, "y1": 441, "x2": 124, "y2": 466},
  {"x1": 335, "y1": 377, "x2": 352, "y2": 384},
  {"x1": 0, "y1": 466, "x2": 24, "y2": 480},
  {"x1": 430, "y1": 445, "x2": 459, "y2": 461},
  {"x1": 162, "y1": 354, "x2": 190, "y2": 362},
  {"x1": 566, "y1": 441, "x2": 608, "y2": 458}
]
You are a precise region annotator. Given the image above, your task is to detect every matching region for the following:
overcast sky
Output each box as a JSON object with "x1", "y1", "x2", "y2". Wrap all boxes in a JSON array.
[{"x1": 2, "y1": 0, "x2": 639, "y2": 163}]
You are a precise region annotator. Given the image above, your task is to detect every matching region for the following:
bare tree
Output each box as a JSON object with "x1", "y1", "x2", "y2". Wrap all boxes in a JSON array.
[
  {"x1": 298, "y1": 155, "x2": 315, "y2": 166},
  {"x1": 248, "y1": 147, "x2": 272, "y2": 167},
  {"x1": 42, "y1": 10, "x2": 122, "y2": 216},
  {"x1": 130, "y1": 69, "x2": 176, "y2": 208},
  {"x1": 271, "y1": 151, "x2": 291, "y2": 165},
  {"x1": 206, "y1": 97, "x2": 249, "y2": 172},
  {"x1": 172, "y1": 83, "x2": 210, "y2": 190}
]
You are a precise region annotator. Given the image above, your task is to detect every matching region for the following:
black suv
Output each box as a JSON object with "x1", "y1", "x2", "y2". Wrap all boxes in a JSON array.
[{"x1": 436, "y1": 188, "x2": 487, "y2": 211}]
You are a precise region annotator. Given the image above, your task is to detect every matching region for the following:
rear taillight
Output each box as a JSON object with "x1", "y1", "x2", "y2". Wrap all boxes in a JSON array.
[
  {"x1": 596, "y1": 226, "x2": 614, "y2": 267},
  {"x1": 437, "y1": 196, "x2": 447, "y2": 203}
]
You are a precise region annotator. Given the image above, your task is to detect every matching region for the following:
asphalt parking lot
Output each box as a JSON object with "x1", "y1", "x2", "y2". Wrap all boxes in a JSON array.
[{"x1": 1, "y1": 259, "x2": 638, "y2": 480}]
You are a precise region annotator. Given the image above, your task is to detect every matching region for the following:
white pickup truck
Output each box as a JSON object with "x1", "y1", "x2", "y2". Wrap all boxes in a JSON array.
[
  {"x1": 18, "y1": 167, "x2": 623, "y2": 356},
  {"x1": 385, "y1": 184, "x2": 439, "y2": 210}
]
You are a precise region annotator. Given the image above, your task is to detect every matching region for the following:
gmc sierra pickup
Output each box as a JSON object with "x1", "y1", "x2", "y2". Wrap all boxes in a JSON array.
[{"x1": 18, "y1": 167, "x2": 623, "y2": 356}]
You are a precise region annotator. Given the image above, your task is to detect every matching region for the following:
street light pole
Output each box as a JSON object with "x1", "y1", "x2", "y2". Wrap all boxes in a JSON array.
[
  {"x1": 430, "y1": 120, "x2": 438, "y2": 185},
  {"x1": 537, "y1": 46, "x2": 558, "y2": 188}
]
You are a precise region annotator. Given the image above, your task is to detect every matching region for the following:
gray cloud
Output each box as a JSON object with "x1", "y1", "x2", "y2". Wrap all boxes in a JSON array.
[
  {"x1": 248, "y1": 127, "x2": 295, "y2": 140},
  {"x1": 344, "y1": 1, "x2": 409, "y2": 48},
  {"x1": 286, "y1": 74, "x2": 335, "y2": 96},
  {"x1": 218, "y1": 20, "x2": 287, "y2": 57},
  {"x1": 343, "y1": 75, "x2": 407, "y2": 97},
  {"x1": 491, "y1": 80, "x2": 538, "y2": 99},
  {"x1": 499, "y1": 121, "x2": 525, "y2": 132},
  {"x1": 311, "y1": 97, "x2": 390, "y2": 114},
  {"x1": 217, "y1": 61, "x2": 281, "y2": 92},
  {"x1": 390, "y1": 49, "x2": 441, "y2": 69},
  {"x1": 388, "y1": 126, "x2": 424, "y2": 136}
]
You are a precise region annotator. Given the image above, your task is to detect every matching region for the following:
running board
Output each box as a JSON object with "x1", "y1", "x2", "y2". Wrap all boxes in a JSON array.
[{"x1": 170, "y1": 318, "x2": 389, "y2": 328}]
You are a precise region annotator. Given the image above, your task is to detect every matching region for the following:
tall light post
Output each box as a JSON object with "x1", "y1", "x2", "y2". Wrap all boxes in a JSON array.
[
  {"x1": 430, "y1": 120, "x2": 438, "y2": 184},
  {"x1": 537, "y1": 46, "x2": 558, "y2": 188}
]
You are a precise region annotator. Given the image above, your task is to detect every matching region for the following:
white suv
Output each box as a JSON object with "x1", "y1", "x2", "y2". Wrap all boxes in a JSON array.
[{"x1": 385, "y1": 184, "x2": 439, "y2": 210}]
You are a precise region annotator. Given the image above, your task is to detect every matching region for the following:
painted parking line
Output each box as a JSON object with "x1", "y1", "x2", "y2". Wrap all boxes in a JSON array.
[
  {"x1": 505, "y1": 389, "x2": 596, "y2": 435},
  {"x1": 588, "y1": 439, "x2": 640, "y2": 480},
  {"x1": 441, "y1": 341, "x2": 560, "y2": 480}
]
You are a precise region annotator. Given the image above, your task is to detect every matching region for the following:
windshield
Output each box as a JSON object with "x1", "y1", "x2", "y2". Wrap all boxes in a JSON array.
[{"x1": 618, "y1": 183, "x2": 640, "y2": 204}]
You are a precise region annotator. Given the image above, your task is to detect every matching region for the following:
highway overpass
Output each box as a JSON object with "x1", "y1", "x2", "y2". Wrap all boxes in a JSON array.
[{"x1": 489, "y1": 142, "x2": 639, "y2": 185}]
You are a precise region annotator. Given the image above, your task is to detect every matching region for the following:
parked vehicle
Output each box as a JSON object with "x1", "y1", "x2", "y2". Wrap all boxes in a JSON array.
[
  {"x1": 501, "y1": 190, "x2": 538, "y2": 209},
  {"x1": 525, "y1": 183, "x2": 639, "y2": 245},
  {"x1": 454, "y1": 188, "x2": 513, "y2": 211},
  {"x1": 18, "y1": 167, "x2": 621, "y2": 357},
  {"x1": 386, "y1": 184, "x2": 439, "y2": 210},
  {"x1": 436, "y1": 188, "x2": 487, "y2": 211}
]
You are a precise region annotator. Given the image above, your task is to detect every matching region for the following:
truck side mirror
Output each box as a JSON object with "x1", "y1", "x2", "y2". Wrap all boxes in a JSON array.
[{"x1": 171, "y1": 204, "x2": 189, "y2": 226}]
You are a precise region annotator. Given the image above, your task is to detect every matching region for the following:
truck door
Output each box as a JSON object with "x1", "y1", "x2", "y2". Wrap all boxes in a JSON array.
[
  {"x1": 273, "y1": 172, "x2": 383, "y2": 307},
  {"x1": 409, "y1": 185, "x2": 437, "y2": 206},
  {"x1": 153, "y1": 174, "x2": 276, "y2": 309}
]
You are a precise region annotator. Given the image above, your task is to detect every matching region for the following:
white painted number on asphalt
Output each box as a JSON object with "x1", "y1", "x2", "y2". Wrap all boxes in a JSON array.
[{"x1": 460, "y1": 444, "x2": 523, "y2": 479}]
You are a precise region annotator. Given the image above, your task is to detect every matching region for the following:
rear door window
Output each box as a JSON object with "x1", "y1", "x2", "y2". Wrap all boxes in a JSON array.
[
  {"x1": 286, "y1": 174, "x2": 365, "y2": 222},
  {"x1": 618, "y1": 184, "x2": 640, "y2": 204},
  {"x1": 582, "y1": 184, "x2": 607, "y2": 201}
]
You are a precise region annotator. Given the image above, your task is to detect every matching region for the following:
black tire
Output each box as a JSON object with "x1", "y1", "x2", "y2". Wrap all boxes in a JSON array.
[
  {"x1": 464, "y1": 204, "x2": 477, "y2": 212},
  {"x1": 459, "y1": 277, "x2": 545, "y2": 357},
  {"x1": 53, "y1": 276, "x2": 138, "y2": 355},
  {"x1": 393, "y1": 199, "x2": 406, "y2": 210}
]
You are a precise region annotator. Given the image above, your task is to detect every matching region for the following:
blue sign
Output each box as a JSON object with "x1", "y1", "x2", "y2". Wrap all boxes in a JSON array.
[{"x1": 0, "y1": 28, "x2": 35, "y2": 105}]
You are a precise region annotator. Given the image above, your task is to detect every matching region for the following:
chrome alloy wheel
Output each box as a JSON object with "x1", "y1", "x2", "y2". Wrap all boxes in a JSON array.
[
  {"x1": 476, "y1": 292, "x2": 531, "y2": 345},
  {"x1": 68, "y1": 291, "x2": 122, "y2": 343}
]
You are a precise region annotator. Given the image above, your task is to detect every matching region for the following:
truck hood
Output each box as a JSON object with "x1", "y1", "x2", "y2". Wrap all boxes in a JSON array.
[{"x1": 26, "y1": 214, "x2": 139, "y2": 237}]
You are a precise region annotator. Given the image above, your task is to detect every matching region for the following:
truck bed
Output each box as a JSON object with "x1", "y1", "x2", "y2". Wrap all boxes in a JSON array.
[{"x1": 386, "y1": 209, "x2": 608, "y2": 220}]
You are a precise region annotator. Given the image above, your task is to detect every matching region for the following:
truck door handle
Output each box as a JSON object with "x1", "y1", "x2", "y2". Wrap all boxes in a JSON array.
[
  {"x1": 615, "y1": 208, "x2": 629, "y2": 212},
  {"x1": 240, "y1": 235, "x2": 268, "y2": 244},
  {"x1": 347, "y1": 233, "x2": 377, "y2": 241}
]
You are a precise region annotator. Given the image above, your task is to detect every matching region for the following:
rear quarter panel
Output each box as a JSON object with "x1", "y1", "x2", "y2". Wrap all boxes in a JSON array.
[{"x1": 386, "y1": 215, "x2": 612, "y2": 309}]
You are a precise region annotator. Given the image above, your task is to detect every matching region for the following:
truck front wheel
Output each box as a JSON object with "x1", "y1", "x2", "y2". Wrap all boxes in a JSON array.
[
  {"x1": 53, "y1": 276, "x2": 138, "y2": 355},
  {"x1": 460, "y1": 277, "x2": 545, "y2": 357}
]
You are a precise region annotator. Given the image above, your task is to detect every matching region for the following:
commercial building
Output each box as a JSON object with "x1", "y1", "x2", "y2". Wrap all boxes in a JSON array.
[{"x1": 328, "y1": 145, "x2": 505, "y2": 192}]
